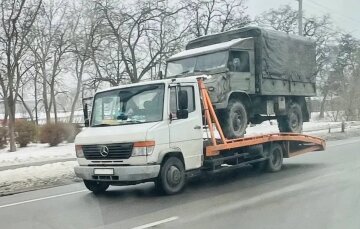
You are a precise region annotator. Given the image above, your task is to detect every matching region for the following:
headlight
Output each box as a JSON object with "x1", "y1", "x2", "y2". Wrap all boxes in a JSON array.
[
  {"x1": 132, "y1": 141, "x2": 155, "y2": 156},
  {"x1": 75, "y1": 145, "x2": 84, "y2": 158}
]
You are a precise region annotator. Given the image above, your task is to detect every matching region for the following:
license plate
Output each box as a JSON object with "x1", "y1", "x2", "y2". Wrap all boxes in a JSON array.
[{"x1": 94, "y1": 168, "x2": 114, "y2": 175}]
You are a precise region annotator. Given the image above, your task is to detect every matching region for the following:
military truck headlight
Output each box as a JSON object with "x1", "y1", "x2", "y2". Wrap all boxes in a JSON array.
[
  {"x1": 208, "y1": 86, "x2": 215, "y2": 91},
  {"x1": 75, "y1": 145, "x2": 84, "y2": 158},
  {"x1": 132, "y1": 141, "x2": 155, "y2": 156}
]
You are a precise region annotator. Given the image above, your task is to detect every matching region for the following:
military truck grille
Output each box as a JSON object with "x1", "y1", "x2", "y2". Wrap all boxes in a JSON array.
[{"x1": 82, "y1": 143, "x2": 133, "y2": 160}]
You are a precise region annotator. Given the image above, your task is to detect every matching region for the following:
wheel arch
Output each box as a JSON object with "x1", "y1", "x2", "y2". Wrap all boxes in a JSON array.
[
  {"x1": 227, "y1": 91, "x2": 252, "y2": 112},
  {"x1": 157, "y1": 148, "x2": 185, "y2": 166}
]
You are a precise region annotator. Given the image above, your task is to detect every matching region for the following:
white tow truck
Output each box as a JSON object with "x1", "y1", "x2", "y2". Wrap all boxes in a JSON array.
[{"x1": 74, "y1": 76, "x2": 325, "y2": 195}]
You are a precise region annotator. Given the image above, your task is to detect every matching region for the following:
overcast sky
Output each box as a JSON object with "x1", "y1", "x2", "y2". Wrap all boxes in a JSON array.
[{"x1": 247, "y1": 0, "x2": 360, "y2": 38}]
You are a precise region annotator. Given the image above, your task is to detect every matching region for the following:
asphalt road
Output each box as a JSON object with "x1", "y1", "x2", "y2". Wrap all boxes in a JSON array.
[{"x1": 1, "y1": 137, "x2": 360, "y2": 229}]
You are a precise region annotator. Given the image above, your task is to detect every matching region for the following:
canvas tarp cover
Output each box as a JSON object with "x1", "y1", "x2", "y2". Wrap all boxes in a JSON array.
[{"x1": 186, "y1": 27, "x2": 317, "y2": 83}]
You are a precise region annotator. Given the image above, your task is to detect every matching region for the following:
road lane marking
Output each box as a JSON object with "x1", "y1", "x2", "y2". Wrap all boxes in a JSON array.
[
  {"x1": 132, "y1": 216, "x2": 179, "y2": 229},
  {"x1": 0, "y1": 190, "x2": 87, "y2": 209}
]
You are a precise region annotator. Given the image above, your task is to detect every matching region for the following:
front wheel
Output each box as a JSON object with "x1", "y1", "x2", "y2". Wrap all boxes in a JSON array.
[
  {"x1": 221, "y1": 100, "x2": 248, "y2": 139},
  {"x1": 155, "y1": 157, "x2": 186, "y2": 195},
  {"x1": 83, "y1": 180, "x2": 109, "y2": 194}
]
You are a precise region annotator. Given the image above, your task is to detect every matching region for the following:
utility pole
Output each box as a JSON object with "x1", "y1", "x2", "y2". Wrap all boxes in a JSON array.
[{"x1": 297, "y1": 0, "x2": 303, "y2": 36}]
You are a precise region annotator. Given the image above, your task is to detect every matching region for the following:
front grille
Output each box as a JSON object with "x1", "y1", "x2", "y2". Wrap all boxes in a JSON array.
[{"x1": 82, "y1": 143, "x2": 133, "y2": 160}]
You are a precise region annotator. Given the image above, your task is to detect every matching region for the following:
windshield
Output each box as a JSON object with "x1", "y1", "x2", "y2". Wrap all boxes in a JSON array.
[
  {"x1": 91, "y1": 84, "x2": 165, "y2": 126},
  {"x1": 167, "y1": 51, "x2": 228, "y2": 77}
]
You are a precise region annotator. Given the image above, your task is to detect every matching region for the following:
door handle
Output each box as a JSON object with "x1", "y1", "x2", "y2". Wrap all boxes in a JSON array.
[{"x1": 194, "y1": 125, "x2": 201, "y2": 130}]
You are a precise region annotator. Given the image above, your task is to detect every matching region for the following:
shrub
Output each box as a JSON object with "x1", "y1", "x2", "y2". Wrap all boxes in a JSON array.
[
  {"x1": 0, "y1": 127, "x2": 7, "y2": 148},
  {"x1": 62, "y1": 123, "x2": 82, "y2": 143},
  {"x1": 39, "y1": 123, "x2": 65, "y2": 147},
  {"x1": 15, "y1": 120, "x2": 37, "y2": 147}
]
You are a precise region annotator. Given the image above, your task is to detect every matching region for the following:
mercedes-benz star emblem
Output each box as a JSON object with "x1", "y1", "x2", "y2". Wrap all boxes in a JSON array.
[{"x1": 100, "y1": 146, "x2": 109, "y2": 157}]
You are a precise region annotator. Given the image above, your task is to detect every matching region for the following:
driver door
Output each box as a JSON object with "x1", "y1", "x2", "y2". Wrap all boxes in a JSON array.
[{"x1": 168, "y1": 83, "x2": 203, "y2": 170}]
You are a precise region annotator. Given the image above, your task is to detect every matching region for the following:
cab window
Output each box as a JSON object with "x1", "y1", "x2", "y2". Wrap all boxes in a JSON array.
[
  {"x1": 228, "y1": 51, "x2": 250, "y2": 72},
  {"x1": 170, "y1": 86, "x2": 195, "y2": 118}
]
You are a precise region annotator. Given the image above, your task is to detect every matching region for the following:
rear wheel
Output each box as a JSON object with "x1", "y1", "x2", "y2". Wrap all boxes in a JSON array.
[
  {"x1": 155, "y1": 157, "x2": 186, "y2": 195},
  {"x1": 221, "y1": 100, "x2": 248, "y2": 139},
  {"x1": 83, "y1": 180, "x2": 109, "y2": 194},
  {"x1": 277, "y1": 102, "x2": 303, "y2": 133},
  {"x1": 265, "y1": 143, "x2": 283, "y2": 172}
]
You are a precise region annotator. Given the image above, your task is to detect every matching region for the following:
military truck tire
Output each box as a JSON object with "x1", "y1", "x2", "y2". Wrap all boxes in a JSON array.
[
  {"x1": 221, "y1": 100, "x2": 248, "y2": 139},
  {"x1": 155, "y1": 157, "x2": 186, "y2": 195},
  {"x1": 83, "y1": 180, "x2": 109, "y2": 194},
  {"x1": 277, "y1": 103, "x2": 303, "y2": 133}
]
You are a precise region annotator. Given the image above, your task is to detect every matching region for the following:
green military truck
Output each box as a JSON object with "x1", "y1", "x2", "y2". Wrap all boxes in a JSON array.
[{"x1": 166, "y1": 26, "x2": 316, "y2": 138}]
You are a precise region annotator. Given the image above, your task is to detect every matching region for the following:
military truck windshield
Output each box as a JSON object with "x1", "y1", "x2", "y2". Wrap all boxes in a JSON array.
[
  {"x1": 167, "y1": 51, "x2": 227, "y2": 77},
  {"x1": 91, "y1": 84, "x2": 164, "y2": 126}
]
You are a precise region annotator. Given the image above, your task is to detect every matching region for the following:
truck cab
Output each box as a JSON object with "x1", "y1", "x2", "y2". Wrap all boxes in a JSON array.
[
  {"x1": 166, "y1": 38, "x2": 255, "y2": 106},
  {"x1": 75, "y1": 77, "x2": 204, "y2": 194}
]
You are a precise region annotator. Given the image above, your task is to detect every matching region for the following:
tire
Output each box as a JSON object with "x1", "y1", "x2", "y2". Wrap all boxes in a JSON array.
[
  {"x1": 277, "y1": 103, "x2": 303, "y2": 133},
  {"x1": 221, "y1": 100, "x2": 248, "y2": 139},
  {"x1": 155, "y1": 157, "x2": 186, "y2": 195},
  {"x1": 83, "y1": 180, "x2": 109, "y2": 194},
  {"x1": 265, "y1": 143, "x2": 283, "y2": 172}
]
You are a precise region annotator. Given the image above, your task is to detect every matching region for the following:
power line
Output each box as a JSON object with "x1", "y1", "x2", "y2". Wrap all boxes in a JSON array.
[
  {"x1": 306, "y1": 0, "x2": 360, "y2": 25},
  {"x1": 303, "y1": 0, "x2": 358, "y2": 37}
]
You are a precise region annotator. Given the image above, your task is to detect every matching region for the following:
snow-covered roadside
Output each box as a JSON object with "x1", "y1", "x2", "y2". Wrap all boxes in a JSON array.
[
  {"x1": 0, "y1": 161, "x2": 79, "y2": 196},
  {"x1": 0, "y1": 143, "x2": 75, "y2": 167}
]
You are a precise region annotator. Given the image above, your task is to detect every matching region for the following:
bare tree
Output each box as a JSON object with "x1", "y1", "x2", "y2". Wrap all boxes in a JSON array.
[
  {"x1": 68, "y1": 1, "x2": 102, "y2": 123},
  {"x1": 28, "y1": 0, "x2": 71, "y2": 123},
  {"x1": 98, "y1": 0, "x2": 189, "y2": 83},
  {"x1": 0, "y1": 0, "x2": 42, "y2": 151},
  {"x1": 185, "y1": 0, "x2": 251, "y2": 37},
  {"x1": 256, "y1": 5, "x2": 298, "y2": 34}
]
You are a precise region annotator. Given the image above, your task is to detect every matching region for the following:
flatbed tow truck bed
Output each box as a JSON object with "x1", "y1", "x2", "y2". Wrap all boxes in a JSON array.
[{"x1": 197, "y1": 78, "x2": 326, "y2": 173}]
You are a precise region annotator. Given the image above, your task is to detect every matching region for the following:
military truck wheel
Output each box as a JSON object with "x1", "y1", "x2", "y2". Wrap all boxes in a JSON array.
[
  {"x1": 83, "y1": 180, "x2": 109, "y2": 194},
  {"x1": 277, "y1": 103, "x2": 303, "y2": 133},
  {"x1": 155, "y1": 157, "x2": 186, "y2": 195},
  {"x1": 221, "y1": 100, "x2": 248, "y2": 139}
]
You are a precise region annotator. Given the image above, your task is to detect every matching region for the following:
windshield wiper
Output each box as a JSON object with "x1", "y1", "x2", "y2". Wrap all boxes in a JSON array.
[{"x1": 92, "y1": 123, "x2": 113, "y2": 127}]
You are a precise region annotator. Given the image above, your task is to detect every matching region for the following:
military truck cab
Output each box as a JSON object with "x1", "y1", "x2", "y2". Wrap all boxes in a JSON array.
[{"x1": 166, "y1": 26, "x2": 316, "y2": 138}]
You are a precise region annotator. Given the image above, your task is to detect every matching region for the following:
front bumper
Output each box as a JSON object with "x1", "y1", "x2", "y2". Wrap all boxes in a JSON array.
[{"x1": 74, "y1": 165, "x2": 160, "y2": 182}]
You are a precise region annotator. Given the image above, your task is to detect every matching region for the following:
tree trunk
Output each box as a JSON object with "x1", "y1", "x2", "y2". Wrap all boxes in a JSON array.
[
  {"x1": 3, "y1": 104, "x2": 8, "y2": 127},
  {"x1": 319, "y1": 90, "x2": 328, "y2": 119},
  {"x1": 6, "y1": 95, "x2": 16, "y2": 152},
  {"x1": 319, "y1": 96, "x2": 326, "y2": 119},
  {"x1": 69, "y1": 60, "x2": 84, "y2": 123},
  {"x1": 18, "y1": 95, "x2": 34, "y2": 121},
  {"x1": 42, "y1": 71, "x2": 51, "y2": 123},
  {"x1": 52, "y1": 88, "x2": 58, "y2": 123}
]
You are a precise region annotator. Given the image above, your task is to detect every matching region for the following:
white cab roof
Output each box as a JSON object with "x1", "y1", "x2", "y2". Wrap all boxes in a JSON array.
[{"x1": 168, "y1": 38, "x2": 249, "y2": 61}]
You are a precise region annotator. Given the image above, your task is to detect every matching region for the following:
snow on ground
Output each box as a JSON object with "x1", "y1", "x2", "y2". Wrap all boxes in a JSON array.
[
  {"x1": 245, "y1": 120, "x2": 360, "y2": 137},
  {"x1": 0, "y1": 143, "x2": 75, "y2": 167},
  {"x1": 0, "y1": 161, "x2": 78, "y2": 196}
]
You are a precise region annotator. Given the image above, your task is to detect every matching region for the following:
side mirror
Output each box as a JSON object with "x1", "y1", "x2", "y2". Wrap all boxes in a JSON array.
[
  {"x1": 158, "y1": 70, "x2": 163, "y2": 79},
  {"x1": 176, "y1": 109, "x2": 188, "y2": 119},
  {"x1": 178, "y1": 90, "x2": 188, "y2": 110},
  {"x1": 83, "y1": 103, "x2": 90, "y2": 127}
]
